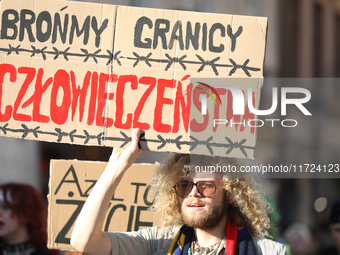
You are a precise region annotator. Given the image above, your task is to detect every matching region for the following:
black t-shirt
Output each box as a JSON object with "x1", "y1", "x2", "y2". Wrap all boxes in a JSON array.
[{"x1": 0, "y1": 239, "x2": 53, "y2": 255}]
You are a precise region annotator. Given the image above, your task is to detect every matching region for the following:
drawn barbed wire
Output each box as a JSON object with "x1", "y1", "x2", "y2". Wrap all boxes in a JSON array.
[
  {"x1": 0, "y1": 45, "x2": 261, "y2": 77},
  {"x1": 0, "y1": 124, "x2": 254, "y2": 157}
]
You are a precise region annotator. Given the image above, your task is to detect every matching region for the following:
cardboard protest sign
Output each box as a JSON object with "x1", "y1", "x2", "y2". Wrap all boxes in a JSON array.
[
  {"x1": 0, "y1": 0, "x2": 267, "y2": 158},
  {"x1": 48, "y1": 160, "x2": 161, "y2": 250}
]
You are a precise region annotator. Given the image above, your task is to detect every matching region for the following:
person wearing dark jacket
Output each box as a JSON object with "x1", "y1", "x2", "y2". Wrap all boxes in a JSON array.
[{"x1": 329, "y1": 199, "x2": 340, "y2": 255}]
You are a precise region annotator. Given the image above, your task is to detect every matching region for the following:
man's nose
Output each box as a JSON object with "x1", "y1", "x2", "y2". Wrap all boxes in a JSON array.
[{"x1": 188, "y1": 184, "x2": 202, "y2": 197}]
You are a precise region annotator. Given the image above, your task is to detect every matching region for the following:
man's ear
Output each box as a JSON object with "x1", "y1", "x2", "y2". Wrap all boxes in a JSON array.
[{"x1": 226, "y1": 195, "x2": 234, "y2": 204}]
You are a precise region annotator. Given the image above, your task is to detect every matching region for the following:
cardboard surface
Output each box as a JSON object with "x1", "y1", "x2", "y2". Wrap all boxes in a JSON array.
[
  {"x1": 0, "y1": 0, "x2": 267, "y2": 158},
  {"x1": 48, "y1": 160, "x2": 161, "y2": 250}
]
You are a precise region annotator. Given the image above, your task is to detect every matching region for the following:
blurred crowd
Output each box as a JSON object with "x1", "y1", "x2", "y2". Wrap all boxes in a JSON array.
[{"x1": 281, "y1": 199, "x2": 340, "y2": 255}]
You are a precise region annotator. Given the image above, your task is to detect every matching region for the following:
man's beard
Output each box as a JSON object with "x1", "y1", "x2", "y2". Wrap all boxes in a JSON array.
[{"x1": 181, "y1": 197, "x2": 228, "y2": 230}]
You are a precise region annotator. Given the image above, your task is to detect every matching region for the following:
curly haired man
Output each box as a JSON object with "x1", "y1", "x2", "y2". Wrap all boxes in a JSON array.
[{"x1": 71, "y1": 128, "x2": 287, "y2": 255}]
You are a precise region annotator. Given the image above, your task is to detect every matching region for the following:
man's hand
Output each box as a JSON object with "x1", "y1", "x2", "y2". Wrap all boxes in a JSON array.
[{"x1": 109, "y1": 128, "x2": 143, "y2": 173}]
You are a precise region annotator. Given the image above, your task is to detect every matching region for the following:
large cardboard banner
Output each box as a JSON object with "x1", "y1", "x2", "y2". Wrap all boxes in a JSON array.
[
  {"x1": 0, "y1": 0, "x2": 267, "y2": 158},
  {"x1": 48, "y1": 160, "x2": 161, "y2": 250}
]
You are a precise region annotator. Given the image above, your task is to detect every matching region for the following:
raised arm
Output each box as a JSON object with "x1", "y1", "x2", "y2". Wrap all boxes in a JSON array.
[{"x1": 71, "y1": 128, "x2": 143, "y2": 255}]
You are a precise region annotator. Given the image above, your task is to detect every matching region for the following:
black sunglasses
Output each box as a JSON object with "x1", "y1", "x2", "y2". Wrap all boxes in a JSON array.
[{"x1": 173, "y1": 180, "x2": 221, "y2": 198}]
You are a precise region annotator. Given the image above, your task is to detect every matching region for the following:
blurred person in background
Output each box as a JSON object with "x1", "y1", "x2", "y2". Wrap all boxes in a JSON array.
[
  {"x1": 0, "y1": 183, "x2": 54, "y2": 255},
  {"x1": 284, "y1": 223, "x2": 312, "y2": 255},
  {"x1": 329, "y1": 199, "x2": 340, "y2": 255}
]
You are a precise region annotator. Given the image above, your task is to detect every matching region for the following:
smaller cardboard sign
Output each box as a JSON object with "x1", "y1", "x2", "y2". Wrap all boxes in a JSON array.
[{"x1": 47, "y1": 160, "x2": 161, "y2": 250}]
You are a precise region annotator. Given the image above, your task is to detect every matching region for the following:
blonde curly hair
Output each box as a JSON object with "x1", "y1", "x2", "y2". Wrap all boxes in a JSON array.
[{"x1": 152, "y1": 153, "x2": 272, "y2": 237}]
